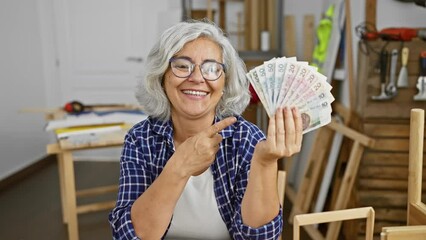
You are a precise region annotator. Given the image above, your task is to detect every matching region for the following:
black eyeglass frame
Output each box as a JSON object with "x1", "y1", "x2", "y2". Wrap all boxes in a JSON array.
[{"x1": 168, "y1": 57, "x2": 226, "y2": 81}]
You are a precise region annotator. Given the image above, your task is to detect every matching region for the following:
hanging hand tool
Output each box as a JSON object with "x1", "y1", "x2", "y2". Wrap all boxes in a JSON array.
[
  {"x1": 386, "y1": 49, "x2": 399, "y2": 97},
  {"x1": 414, "y1": 51, "x2": 426, "y2": 101},
  {"x1": 372, "y1": 50, "x2": 392, "y2": 100},
  {"x1": 397, "y1": 47, "x2": 409, "y2": 87}
]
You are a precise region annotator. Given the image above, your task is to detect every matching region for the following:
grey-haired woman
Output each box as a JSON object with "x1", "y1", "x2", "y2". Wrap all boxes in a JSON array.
[{"x1": 109, "y1": 20, "x2": 303, "y2": 240}]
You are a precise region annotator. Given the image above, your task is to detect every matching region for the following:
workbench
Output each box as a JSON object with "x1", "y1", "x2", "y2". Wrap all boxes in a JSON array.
[{"x1": 45, "y1": 108, "x2": 144, "y2": 240}]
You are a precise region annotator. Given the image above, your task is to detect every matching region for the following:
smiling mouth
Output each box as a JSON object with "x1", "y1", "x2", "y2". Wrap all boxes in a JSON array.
[{"x1": 182, "y1": 90, "x2": 208, "y2": 96}]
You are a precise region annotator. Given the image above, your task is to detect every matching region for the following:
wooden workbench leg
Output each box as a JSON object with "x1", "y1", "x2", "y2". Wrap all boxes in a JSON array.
[
  {"x1": 57, "y1": 153, "x2": 68, "y2": 223},
  {"x1": 61, "y1": 151, "x2": 79, "y2": 240}
]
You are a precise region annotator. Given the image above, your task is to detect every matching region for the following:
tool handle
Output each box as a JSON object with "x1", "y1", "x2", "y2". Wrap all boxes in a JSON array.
[
  {"x1": 390, "y1": 49, "x2": 398, "y2": 79},
  {"x1": 380, "y1": 50, "x2": 389, "y2": 83},
  {"x1": 421, "y1": 51, "x2": 426, "y2": 77},
  {"x1": 401, "y1": 47, "x2": 409, "y2": 67}
]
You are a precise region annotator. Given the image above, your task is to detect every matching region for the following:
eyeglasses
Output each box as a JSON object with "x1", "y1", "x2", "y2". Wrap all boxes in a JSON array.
[{"x1": 169, "y1": 57, "x2": 226, "y2": 81}]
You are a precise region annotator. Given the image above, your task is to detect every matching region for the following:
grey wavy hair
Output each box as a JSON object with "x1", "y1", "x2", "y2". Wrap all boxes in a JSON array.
[{"x1": 135, "y1": 19, "x2": 250, "y2": 121}]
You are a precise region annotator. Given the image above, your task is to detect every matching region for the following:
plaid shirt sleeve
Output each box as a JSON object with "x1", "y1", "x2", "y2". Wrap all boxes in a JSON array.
[
  {"x1": 108, "y1": 130, "x2": 151, "y2": 240},
  {"x1": 228, "y1": 121, "x2": 283, "y2": 239}
]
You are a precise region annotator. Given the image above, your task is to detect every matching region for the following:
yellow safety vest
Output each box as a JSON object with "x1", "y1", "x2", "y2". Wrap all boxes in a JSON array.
[{"x1": 312, "y1": 4, "x2": 335, "y2": 73}]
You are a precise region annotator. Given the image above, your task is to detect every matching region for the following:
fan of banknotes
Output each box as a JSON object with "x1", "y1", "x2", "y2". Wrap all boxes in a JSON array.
[{"x1": 247, "y1": 57, "x2": 335, "y2": 134}]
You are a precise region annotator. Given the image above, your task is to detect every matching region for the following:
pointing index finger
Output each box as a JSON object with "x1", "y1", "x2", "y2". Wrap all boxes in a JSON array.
[{"x1": 205, "y1": 117, "x2": 236, "y2": 137}]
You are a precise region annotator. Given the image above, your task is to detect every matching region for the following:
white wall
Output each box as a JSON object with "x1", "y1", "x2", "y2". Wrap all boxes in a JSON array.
[
  {"x1": 0, "y1": 0, "x2": 50, "y2": 180},
  {"x1": 377, "y1": 0, "x2": 426, "y2": 29},
  {"x1": 0, "y1": 0, "x2": 425, "y2": 181}
]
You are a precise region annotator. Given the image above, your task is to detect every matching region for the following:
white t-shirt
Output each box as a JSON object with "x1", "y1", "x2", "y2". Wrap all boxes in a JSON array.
[{"x1": 165, "y1": 168, "x2": 231, "y2": 240}]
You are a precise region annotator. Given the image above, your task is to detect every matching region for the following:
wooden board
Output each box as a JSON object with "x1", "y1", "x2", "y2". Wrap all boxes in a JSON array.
[
  {"x1": 303, "y1": 15, "x2": 315, "y2": 62},
  {"x1": 284, "y1": 15, "x2": 296, "y2": 57}
]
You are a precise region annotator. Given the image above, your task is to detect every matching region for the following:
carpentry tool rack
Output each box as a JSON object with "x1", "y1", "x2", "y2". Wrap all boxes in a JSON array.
[
  {"x1": 356, "y1": 39, "x2": 426, "y2": 119},
  {"x1": 354, "y1": 39, "x2": 426, "y2": 238}
]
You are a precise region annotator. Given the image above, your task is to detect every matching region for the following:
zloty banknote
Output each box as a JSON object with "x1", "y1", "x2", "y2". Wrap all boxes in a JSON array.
[
  {"x1": 289, "y1": 70, "x2": 332, "y2": 107},
  {"x1": 254, "y1": 65, "x2": 273, "y2": 115},
  {"x1": 273, "y1": 57, "x2": 296, "y2": 109},
  {"x1": 273, "y1": 57, "x2": 287, "y2": 110},
  {"x1": 263, "y1": 58, "x2": 276, "y2": 111},
  {"x1": 299, "y1": 102, "x2": 332, "y2": 134},
  {"x1": 294, "y1": 73, "x2": 333, "y2": 135},
  {"x1": 246, "y1": 56, "x2": 333, "y2": 134},
  {"x1": 297, "y1": 98, "x2": 333, "y2": 135},
  {"x1": 277, "y1": 61, "x2": 308, "y2": 108},
  {"x1": 281, "y1": 64, "x2": 317, "y2": 106},
  {"x1": 247, "y1": 70, "x2": 273, "y2": 117}
]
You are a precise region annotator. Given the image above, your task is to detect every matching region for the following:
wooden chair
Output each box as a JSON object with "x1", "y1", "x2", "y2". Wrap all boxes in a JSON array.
[
  {"x1": 293, "y1": 207, "x2": 375, "y2": 240},
  {"x1": 380, "y1": 108, "x2": 426, "y2": 239}
]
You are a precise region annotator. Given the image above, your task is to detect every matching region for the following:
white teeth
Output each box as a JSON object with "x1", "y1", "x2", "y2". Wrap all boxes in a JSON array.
[{"x1": 182, "y1": 90, "x2": 207, "y2": 96}]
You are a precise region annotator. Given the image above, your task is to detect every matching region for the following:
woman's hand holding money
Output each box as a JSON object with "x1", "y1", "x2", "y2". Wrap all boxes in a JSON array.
[{"x1": 254, "y1": 107, "x2": 303, "y2": 165}]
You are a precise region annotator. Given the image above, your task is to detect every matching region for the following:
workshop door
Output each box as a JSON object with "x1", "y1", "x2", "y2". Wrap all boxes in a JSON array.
[{"x1": 53, "y1": 0, "x2": 179, "y2": 105}]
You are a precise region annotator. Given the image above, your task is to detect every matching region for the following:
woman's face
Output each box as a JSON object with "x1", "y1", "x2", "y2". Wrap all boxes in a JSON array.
[{"x1": 164, "y1": 37, "x2": 225, "y2": 120}]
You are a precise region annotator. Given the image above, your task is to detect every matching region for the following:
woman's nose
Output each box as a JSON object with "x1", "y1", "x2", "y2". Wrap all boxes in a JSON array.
[{"x1": 188, "y1": 66, "x2": 205, "y2": 83}]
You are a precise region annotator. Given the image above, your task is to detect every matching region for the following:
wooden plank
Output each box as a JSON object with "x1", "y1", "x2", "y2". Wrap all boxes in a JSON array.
[
  {"x1": 376, "y1": 221, "x2": 405, "y2": 231},
  {"x1": 61, "y1": 151, "x2": 79, "y2": 240},
  {"x1": 408, "y1": 203, "x2": 426, "y2": 225},
  {"x1": 327, "y1": 142, "x2": 366, "y2": 240},
  {"x1": 359, "y1": 179, "x2": 407, "y2": 191},
  {"x1": 250, "y1": 0, "x2": 260, "y2": 50},
  {"x1": 382, "y1": 225, "x2": 426, "y2": 240},
  {"x1": 76, "y1": 184, "x2": 118, "y2": 198},
  {"x1": 372, "y1": 139, "x2": 426, "y2": 152},
  {"x1": 284, "y1": 15, "x2": 296, "y2": 57},
  {"x1": 47, "y1": 143, "x2": 61, "y2": 154},
  {"x1": 327, "y1": 119, "x2": 375, "y2": 148},
  {"x1": 365, "y1": 0, "x2": 376, "y2": 26},
  {"x1": 293, "y1": 207, "x2": 375, "y2": 240},
  {"x1": 303, "y1": 15, "x2": 315, "y2": 62},
  {"x1": 358, "y1": 220, "x2": 397, "y2": 234},
  {"x1": 207, "y1": 0, "x2": 213, "y2": 21},
  {"x1": 358, "y1": 166, "x2": 411, "y2": 180},
  {"x1": 358, "y1": 191, "x2": 416, "y2": 208},
  {"x1": 286, "y1": 184, "x2": 297, "y2": 204},
  {"x1": 218, "y1": 0, "x2": 226, "y2": 31},
  {"x1": 374, "y1": 208, "x2": 407, "y2": 222},
  {"x1": 57, "y1": 153, "x2": 68, "y2": 223},
  {"x1": 363, "y1": 124, "x2": 411, "y2": 137},
  {"x1": 289, "y1": 126, "x2": 334, "y2": 222},
  {"x1": 302, "y1": 225, "x2": 325, "y2": 240},
  {"x1": 344, "y1": 0, "x2": 356, "y2": 111},
  {"x1": 244, "y1": 0, "x2": 251, "y2": 50},
  {"x1": 408, "y1": 109, "x2": 425, "y2": 225},
  {"x1": 362, "y1": 152, "x2": 412, "y2": 166},
  {"x1": 329, "y1": 137, "x2": 353, "y2": 212},
  {"x1": 359, "y1": 178, "x2": 426, "y2": 191},
  {"x1": 258, "y1": 0, "x2": 266, "y2": 32},
  {"x1": 332, "y1": 101, "x2": 352, "y2": 124},
  {"x1": 266, "y1": 0, "x2": 276, "y2": 50},
  {"x1": 76, "y1": 200, "x2": 116, "y2": 214}
]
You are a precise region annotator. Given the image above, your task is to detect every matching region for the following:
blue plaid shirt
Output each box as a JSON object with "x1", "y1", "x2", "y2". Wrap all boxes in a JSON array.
[{"x1": 109, "y1": 115, "x2": 283, "y2": 239}]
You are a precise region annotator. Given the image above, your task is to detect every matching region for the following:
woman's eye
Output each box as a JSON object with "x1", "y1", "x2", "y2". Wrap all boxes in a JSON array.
[{"x1": 175, "y1": 64, "x2": 189, "y2": 70}]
